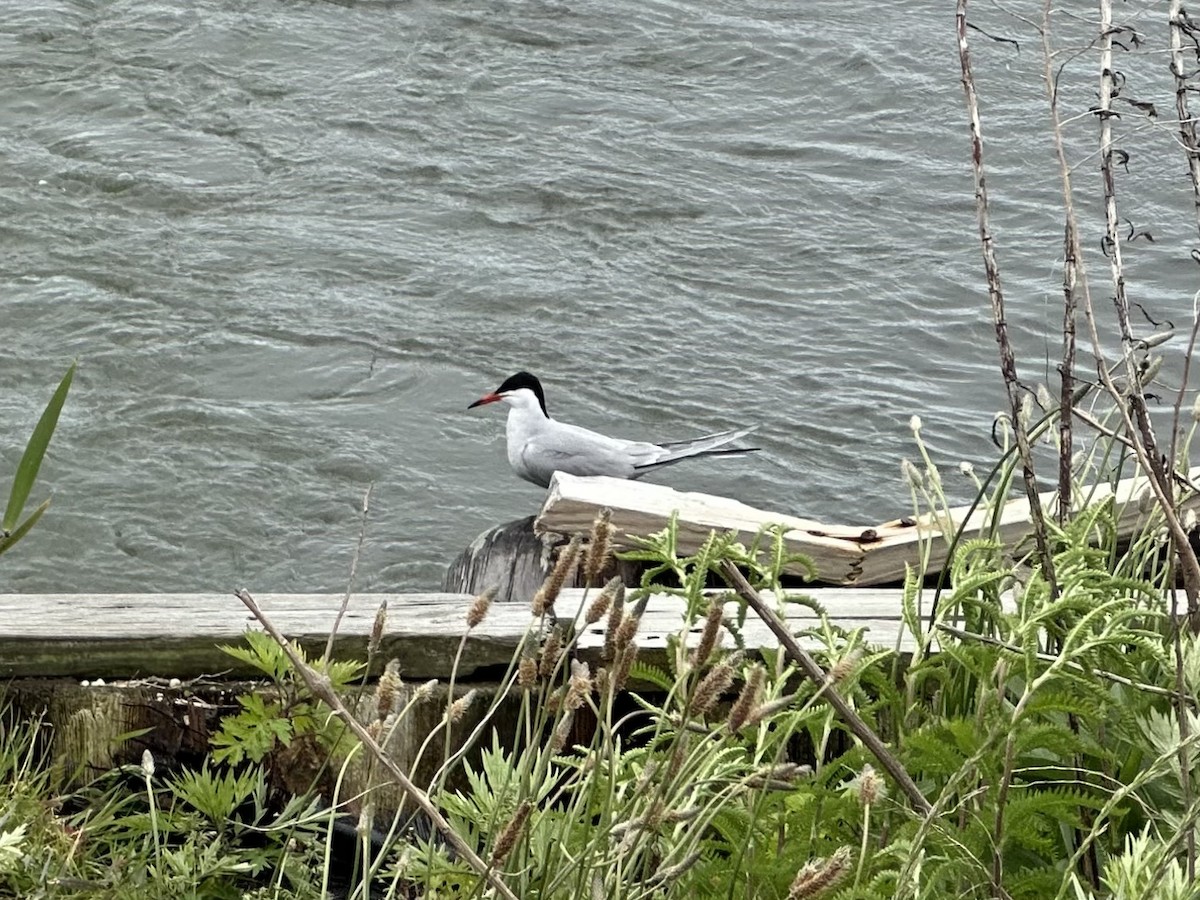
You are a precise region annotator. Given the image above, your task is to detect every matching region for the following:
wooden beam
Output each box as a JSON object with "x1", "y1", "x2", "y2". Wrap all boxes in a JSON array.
[
  {"x1": 0, "y1": 588, "x2": 931, "y2": 679},
  {"x1": 536, "y1": 469, "x2": 1200, "y2": 586},
  {"x1": 5, "y1": 676, "x2": 509, "y2": 797}
]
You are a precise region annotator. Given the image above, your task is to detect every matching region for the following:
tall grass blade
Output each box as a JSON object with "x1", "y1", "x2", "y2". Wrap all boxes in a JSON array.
[{"x1": 2, "y1": 362, "x2": 74, "y2": 534}]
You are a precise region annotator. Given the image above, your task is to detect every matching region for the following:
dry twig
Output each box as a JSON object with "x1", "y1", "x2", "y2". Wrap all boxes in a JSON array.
[
  {"x1": 719, "y1": 561, "x2": 931, "y2": 815},
  {"x1": 956, "y1": 0, "x2": 1058, "y2": 601},
  {"x1": 324, "y1": 484, "x2": 374, "y2": 664},
  {"x1": 235, "y1": 589, "x2": 519, "y2": 900}
]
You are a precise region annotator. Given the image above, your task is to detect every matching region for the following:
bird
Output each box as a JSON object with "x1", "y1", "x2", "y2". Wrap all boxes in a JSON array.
[{"x1": 467, "y1": 371, "x2": 759, "y2": 488}]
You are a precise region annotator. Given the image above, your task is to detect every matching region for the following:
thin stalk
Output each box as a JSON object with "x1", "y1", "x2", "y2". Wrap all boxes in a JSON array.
[
  {"x1": 956, "y1": 0, "x2": 1059, "y2": 601},
  {"x1": 324, "y1": 484, "x2": 373, "y2": 665},
  {"x1": 235, "y1": 589, "x2": 520, "y2": 900},
  {"x1": 720, "y1": 560, "x2": 931, "y2": 815}
]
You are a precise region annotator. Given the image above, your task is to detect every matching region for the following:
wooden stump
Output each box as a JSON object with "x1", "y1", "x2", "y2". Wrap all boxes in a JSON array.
[
  {"x1": 442, "y1": 515, "x2": 559, "y2": 602},
  {"x1": 443, "y1": 514, "x2": 642, "y2": 602}
]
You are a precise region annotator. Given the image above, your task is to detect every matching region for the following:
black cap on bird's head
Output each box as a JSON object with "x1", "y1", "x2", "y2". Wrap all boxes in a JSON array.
[{"x1": 467, "y1": 371, "x2": 549, "y2": 417}]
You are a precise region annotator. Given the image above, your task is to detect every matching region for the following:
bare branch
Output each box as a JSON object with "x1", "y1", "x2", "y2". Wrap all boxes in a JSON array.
[
  {"x1": 235, "y1": 589, "x2": 520, "y2": 900},
  {"x1": 325, "y1": 483, "x2": 374, "y2": 665},
  {"x1": 719, "y1": 560, "x2": 932, "y2": 816},
  {"x1": 957, "y1": 0, "x2": 1058, "y2": 601}
]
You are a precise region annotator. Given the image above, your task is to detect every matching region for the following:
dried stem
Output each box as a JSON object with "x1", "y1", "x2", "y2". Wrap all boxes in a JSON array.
[
  {"x1": 1057, "y1": 220, "x2": 1078, "y2": 525},
  {"x1": 720, "y1": 561, "x2": 931, "y2": 815},
  {"x1": 235, "y1": 589, "x2": 519, "y2": 900},
  {"x1": 1161, "y1": 2, "x2": 1200, "y2": 831},
  {"x1": 1170, "y1": 0, "x2": 1200, "y2": 235},
  {"x1": 324, "y1": 483, "x2": 373, "y2": 664},
  {"x1": 956, "y1": 0, "x2": 1058, "y2": 599}
]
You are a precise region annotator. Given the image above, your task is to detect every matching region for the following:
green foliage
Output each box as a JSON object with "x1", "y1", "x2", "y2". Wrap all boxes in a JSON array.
[
  {"x1": 212, "y1": 630, "x2": 362, "y2": 765},
  {"x1": 0, "y1": 700, "x2": 329, "y2": 899},
  {"x1": 0, "y1": 362, "x2": 74, "y2": 557},
  {"x1": 211, "y1": 693, "x2": 296, "y2": 766},
  {"x1": 170, "y1": 762, "x2": 265, "y2": 826},
  {"x1": 4, "y1": 380, "x2": 1199, "y2": 899}
]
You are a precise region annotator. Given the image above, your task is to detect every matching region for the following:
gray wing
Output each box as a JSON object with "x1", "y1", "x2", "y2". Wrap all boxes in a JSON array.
[{"x1": 519, "y1": 420, "x2": 657, "y2": 485}]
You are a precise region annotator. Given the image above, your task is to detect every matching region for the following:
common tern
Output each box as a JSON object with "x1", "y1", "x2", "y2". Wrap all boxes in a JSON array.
[{"x1": 468, "y1": 371, "x2": 759, "y2": 488}]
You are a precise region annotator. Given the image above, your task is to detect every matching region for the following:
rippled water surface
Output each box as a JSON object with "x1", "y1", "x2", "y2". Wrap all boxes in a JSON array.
[{"x1": 2, "y1": 0, "x2": 1195, "y2": 592}]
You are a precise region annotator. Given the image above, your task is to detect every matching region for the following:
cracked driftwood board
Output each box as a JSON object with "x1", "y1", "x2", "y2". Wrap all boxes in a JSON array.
[{"x1": 535, "y1": 469, "x2": 1200, "y2": 586}]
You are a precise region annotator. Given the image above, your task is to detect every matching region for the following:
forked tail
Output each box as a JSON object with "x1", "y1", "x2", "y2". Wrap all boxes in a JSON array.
[{"x1": 632, "y1": 426, "x2": 760, "y2": 476}]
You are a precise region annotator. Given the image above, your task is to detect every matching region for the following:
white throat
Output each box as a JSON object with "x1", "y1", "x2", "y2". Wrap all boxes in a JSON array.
[{"x1": 500, "y1": 387, "x2": 546, "y2": 417}]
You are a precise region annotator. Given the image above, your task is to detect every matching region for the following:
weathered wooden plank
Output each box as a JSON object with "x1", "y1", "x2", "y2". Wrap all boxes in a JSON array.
[
  {"x1": 537, "y1": 469, "x2": 1200, "y2": 586},
  {"x1": 535, "y1": 476, "x2": 871, "y2": 582},
  {"x1": 859, "y1": 466, "x2": 1200, "y2": 584},
  {"x1": 0, "y1": 588, "x2": 930, "y2": 678}
]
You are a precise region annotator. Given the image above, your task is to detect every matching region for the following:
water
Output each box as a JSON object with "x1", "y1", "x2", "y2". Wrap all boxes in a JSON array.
[{"x1": 2, "y1": 0, "x2": 1194, "y2": 593}]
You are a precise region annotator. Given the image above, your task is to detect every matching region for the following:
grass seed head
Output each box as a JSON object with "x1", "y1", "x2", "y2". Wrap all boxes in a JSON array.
[
  {"x1": 727, "y1": 664, "x2": 765, "y2": 732},
  {"x1": 614, "y1": 611, "x2": 641, "y2": 656},
  {"x1": 368, "y1": 599, "x2": 388, "y2": 660},
  {"x1": 566, "y1": 659, "x2": 592, "y2": 710},
  {"x1": 466, "y1": 586, "x2": 496, "y2": 629},
  {"x1": 748, "y1": 691, "x2": 798, "y2": 726},
  {"x1": 851, "y1": 764, "x2": 886, "y2": 807},
  {"x1": 374, "y1": 659, "x2": 403, "y2": 721},
  {"x1": 787, "y1": 846, "x2": 853, "y2": 899},
  {"x1": 586, "y1": 576, "x2": 623, "y2": 626},
  {"x1": 826, "y1": 648, "x2": 863, "y2": 686},
  {"x1": 550, "y1": 708, "x2": 575, "y2": 753},
  {"x1": 691, "y1": 598, "x2": 725, "y2": 668},
  {"x1": 415, "y1": 679, "x2": 438, "y2": 702},
  {"x1": 538, "y1": 627, "x2": 563, "y2": 678},
  {"x1": 584, "y1": 507, "x2": 614, "y2": 586},
  {"x1": 490, "y1": 800, "x2": 533, "y2": 866},
  {"x1": 518, "y1": 656, "x2": 539, "y2": 690},
  {"x1": 603, "y1": 581, "x2": 626, "y2": 661},
  {"x1": 693, "y1": 652, "x2": 741, "y2": 717},
  {"x1": 613, "y1": 643, "x2": 638, "y2": 692},
  {"x1": 646, "y1": 850, "x2": 703, "y2": 889},
  {"x1": 748, "y1": 762, "x2": 812, "y2": 789},
  {"x1": 448, "y1": 689, "x2": 477, "y2": 724},
  {"x1": 533, "y1": 535, "x2": 581, "y2": 616}
]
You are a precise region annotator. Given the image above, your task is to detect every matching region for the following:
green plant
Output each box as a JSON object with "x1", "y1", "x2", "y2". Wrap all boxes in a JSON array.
[
  {"x1": 213, "y1": 630, "x2": 362, "y2": 766},
  {"x1": 1, "y1": 362, "x2": 74, "y2": 557}
]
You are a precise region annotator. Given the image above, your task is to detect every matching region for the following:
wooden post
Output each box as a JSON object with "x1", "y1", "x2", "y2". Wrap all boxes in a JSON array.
[{"x1": 442, "y1": 515, "x2": 558, "y2": 602}]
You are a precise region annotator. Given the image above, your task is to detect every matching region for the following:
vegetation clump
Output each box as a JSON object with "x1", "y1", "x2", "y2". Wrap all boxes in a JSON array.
[{"x1": 6, "y1": 3, "x2": 1200, "y2": 898}]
